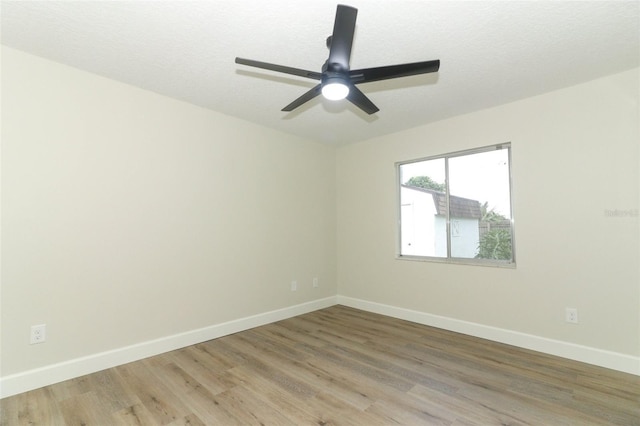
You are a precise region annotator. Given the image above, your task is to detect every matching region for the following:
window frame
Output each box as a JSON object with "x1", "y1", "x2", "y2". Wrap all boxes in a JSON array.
[{"x1": 396, "y1": 143, "x2": 516, "y2": 268}]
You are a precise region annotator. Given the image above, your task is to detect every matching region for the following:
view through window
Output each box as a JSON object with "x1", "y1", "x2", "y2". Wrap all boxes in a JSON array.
[{"x1": 398, "y1": 144, "x2": 514, "y2": 265}]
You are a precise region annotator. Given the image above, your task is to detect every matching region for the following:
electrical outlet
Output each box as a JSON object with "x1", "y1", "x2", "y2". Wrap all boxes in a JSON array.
[
  {"x1": 313, "y1": 277, "x2": 319, "y2": 288},
  {"x1": 30, "y1": 324, "x2": 47, "y2": 344},
  {"x1": 291, "y1": 280, "x2": 297, "y2": 291},
  {"x1": 565, "y1": 308, "x2": 578, "y2": 324}
]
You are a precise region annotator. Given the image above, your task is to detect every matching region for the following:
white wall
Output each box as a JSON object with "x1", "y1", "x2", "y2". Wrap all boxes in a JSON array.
[
  {"x1": 400, "y1": 187, "x2": 438, "y2": 256},
  {"x1": 400, "y1": 187, "x2": 480, "y2": 258},
  {"x1": 337, "y1": 68, "x2": 639, "y2": 369},
  {"x1": 1, "y1": 45, "x2": 638, "y2": 397},
  {"x1": 450, "y1": 217, "x2": 479, "y2": 259},
  {"x1": 1, "y1": 47, "x2": 337, "y2": 391}
]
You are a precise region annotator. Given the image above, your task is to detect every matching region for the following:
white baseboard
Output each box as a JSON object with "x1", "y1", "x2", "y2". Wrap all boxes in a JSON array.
[
  {"x1": 0, "y1": 296, "x2": 337, "y2": 399},
  {"x1": 3, "y1": 294, "x2": 637, "y2": 399},
  {"x1": 337, "y1": 296, "x2": 640, "y2": 376}
]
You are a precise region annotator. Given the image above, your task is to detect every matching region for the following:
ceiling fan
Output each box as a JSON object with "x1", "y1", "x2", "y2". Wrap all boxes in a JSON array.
[{"x1": 235, "y1": 4, "x2": 440, "y2": 115}]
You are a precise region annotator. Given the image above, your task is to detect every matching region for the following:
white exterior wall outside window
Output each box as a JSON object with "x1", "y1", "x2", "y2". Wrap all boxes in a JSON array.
[
  {"x1": 400, "y1": 186, "x2": 439, "y2": 256},
  {"x1": 450, "y1": 218, "x2": 480, "y2": 258}
]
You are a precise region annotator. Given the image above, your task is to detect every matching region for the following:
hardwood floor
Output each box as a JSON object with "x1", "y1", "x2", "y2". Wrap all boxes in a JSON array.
[{"x1": 2, "y1": 305, "x2": 639, "y2": 425}]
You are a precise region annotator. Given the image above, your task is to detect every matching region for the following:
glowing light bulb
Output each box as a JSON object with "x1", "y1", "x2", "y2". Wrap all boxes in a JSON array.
[{"x1": 322, "y1": 82, "x2": 349, "y2": 100}]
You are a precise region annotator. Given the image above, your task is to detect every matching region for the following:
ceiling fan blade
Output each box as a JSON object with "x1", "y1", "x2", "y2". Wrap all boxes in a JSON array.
[
  {"x1": 350, "y1": 60, "x2": 440, "y2": 84},
  {"x1": 346, "y1": 85, "x2": 379, "y2": 115},
  {"x1": 327, "y1": 5, "x2": 358, "y2": 70},
  {"x1": 282, "y1": 84, "x2": 323, "y2": 112},
  {"x1": 235, "y1": 58, "x2": 322, "y2": 80}
]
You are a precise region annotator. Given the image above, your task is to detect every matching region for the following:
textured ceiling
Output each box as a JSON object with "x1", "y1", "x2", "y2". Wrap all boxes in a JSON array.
[{"x1": 2, "y1": 1, "x2": 639, "y2": 145}]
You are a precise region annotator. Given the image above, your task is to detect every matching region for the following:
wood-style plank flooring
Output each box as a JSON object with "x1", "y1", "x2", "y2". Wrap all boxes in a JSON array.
[{"x1": 2, "y1": 305, "x2": 639, "y2": 425}]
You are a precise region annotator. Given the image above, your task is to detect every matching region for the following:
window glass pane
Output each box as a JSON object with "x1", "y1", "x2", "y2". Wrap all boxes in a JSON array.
[
  {"x1": 397, "y1": 144, "x2": 514, "y2": 266},
  {"x1": 399, "y1": 158, "x2": 447, "y2": 257},
  {"x1": 448, "y1": 149, "x2": 512, "y2": 260}
]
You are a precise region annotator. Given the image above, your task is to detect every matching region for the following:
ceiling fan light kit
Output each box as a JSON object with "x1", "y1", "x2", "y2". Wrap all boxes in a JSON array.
[
  {"x1": 235, "y1": 4, "x2": 440, "y2": 115},
  {"x1": 321, "y1": 78, "x2": 350, "y2": 100}
]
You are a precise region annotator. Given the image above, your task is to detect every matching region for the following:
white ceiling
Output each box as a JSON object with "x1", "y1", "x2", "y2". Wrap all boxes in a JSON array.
[{"x1": 2, "y1": 1, "x2": 639, "y2": 145}]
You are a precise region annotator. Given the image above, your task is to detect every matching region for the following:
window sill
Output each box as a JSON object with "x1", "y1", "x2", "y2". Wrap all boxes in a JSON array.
[{"x1": 396, "y1": 254, "x2": 516, "y2": 269}]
